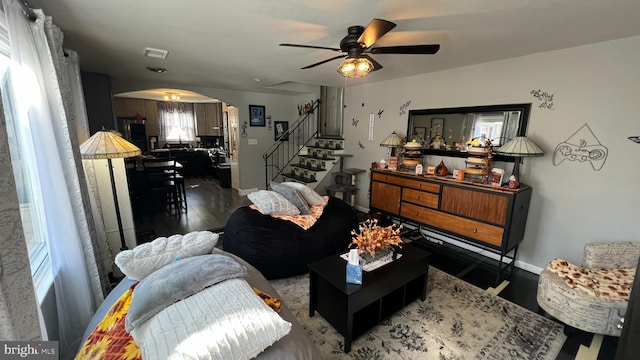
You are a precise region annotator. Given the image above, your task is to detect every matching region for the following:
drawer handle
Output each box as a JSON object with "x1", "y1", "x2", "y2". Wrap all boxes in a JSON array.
[{"x1": 473, "y1": 228, "x2": 478, "y2": 233}]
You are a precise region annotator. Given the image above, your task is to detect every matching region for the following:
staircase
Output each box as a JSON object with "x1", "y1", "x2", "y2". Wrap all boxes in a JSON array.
[
  {"x1": 282, "y1": 137, "x2": 346, "y2": 188},
  {"x1": 263, "y1": 100, "x2": 347, "y2": 190}
]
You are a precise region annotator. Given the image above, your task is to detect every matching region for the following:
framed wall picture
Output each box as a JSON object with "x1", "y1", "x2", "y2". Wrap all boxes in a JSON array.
[
  {"x1": 249, "y1": 104, "x2": 265, "y2": 126},
  {"x1": 413, "y1": 127, "x2": 427, "y2": 140},
  {"x1": 274, "y1": 121, "x2": 289, "y2": 141}
]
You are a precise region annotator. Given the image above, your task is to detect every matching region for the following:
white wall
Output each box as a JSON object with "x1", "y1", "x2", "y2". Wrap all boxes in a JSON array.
[{"x1": 343, "y1": 35, "x2": 640, "y2": 271}]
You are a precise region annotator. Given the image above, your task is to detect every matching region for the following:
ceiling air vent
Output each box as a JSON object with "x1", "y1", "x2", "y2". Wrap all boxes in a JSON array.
[{"x1": 143, "y1": 47, "x2": 169, "y2": 59}]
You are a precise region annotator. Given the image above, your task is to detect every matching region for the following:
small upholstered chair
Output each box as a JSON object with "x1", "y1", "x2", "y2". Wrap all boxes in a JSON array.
[{"x1": 537, "y1": 242, "x2": 640, "y2": 336}]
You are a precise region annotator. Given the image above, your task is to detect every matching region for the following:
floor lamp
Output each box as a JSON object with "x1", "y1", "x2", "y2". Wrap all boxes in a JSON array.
[{"x1": 80, "y1": 129, "x2": 141, "y2": 251}]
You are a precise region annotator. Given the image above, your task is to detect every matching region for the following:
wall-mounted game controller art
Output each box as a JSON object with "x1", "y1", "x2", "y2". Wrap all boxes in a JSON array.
[{"x1": 553, "y1": 123, "x2": 608, "y2": 171}]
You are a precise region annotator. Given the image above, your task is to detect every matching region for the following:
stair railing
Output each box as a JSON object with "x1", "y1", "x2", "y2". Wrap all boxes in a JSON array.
[{"x1": 263, "y1": 99, "x2": 320, "y2": 188}]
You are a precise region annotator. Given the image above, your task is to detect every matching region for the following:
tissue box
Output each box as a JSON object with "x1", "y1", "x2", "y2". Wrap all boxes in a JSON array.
[{"x1": 346, "y1": 262, "x2": 362, "y2": 284}]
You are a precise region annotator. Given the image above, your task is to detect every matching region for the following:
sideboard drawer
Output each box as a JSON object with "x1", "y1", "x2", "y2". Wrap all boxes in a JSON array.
[
  {"x1": 402, "y1": 188, "x2": 439, "y2": 209},
  {"x1": 372, "y1": 172, "x2": 440, "y2": 193},
  {"x1": 440, "y1": 186, "x2": 508, "y2": 225},
  {"x1": 401, "y1": 203, "x2": 504, "y2": 247}
]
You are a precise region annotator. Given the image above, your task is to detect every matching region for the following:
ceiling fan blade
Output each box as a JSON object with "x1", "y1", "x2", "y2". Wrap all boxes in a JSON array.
[
  {"x1": 357, "y1": 18, "x2": 396, "y2": 48},
  {"x1": 279, "y1": 43, "x2": 341, "y2": 52},
  {"x1": 368, "y1": 44, "x2": 440, "y2": 55},
  {"x1": 361, "y1": 54, "x2": 383, "y2": 71},
  {"x1": 301, "y1": 54, "x2": 347, "y2": 69}
]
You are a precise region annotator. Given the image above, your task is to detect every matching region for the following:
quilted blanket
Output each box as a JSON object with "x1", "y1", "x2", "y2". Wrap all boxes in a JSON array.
[{"x1": 547, "y1": 258, "x2": 634, "y2": 300}]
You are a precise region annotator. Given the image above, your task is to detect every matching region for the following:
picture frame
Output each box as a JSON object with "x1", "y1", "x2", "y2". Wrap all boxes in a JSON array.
[
  {"x1": 430, "y1": 118, "x2": 444, "y2": 139},
  {"x1": 491, "y1": 168, "x2": 505, "y2": 187},
  {"x1": 249, "y1": 105, "x2": 266, "y2": 126},
  {"x1": 413, "y1": 127, "x2": 427, "y2": 140},
  {"x1": 274, "y1": 121, "x2": 289, "y2": 141}
]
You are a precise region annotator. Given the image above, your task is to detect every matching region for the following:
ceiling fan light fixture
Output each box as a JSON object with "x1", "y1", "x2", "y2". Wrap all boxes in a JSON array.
[
  {"x1": 337, "y1": 57, "x2": 373, "y2": 78},
  {"x1": 164, "y1": 92, "x2": 180, "y2": 101}
]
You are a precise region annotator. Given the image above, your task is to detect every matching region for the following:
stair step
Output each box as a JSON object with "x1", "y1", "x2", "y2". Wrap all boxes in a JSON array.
[
  {"x1": 299, "y1": 154, "x2": 337, "y2": 161},
  {"x1": 282, "y1": 173, "x2": 317, "y2": 184},
  {"x1": 290, "y1": 163, "x2": 328, "y2": 172},
  {"x1": 309, "y1": 138, "x2": 344, "y2": 150},
  {"x1": 306, "y1": 144, "x2": 344, "y2": 150}
]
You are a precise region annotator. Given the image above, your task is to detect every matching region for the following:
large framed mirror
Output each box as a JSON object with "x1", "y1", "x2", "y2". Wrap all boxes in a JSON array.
[{"x1": 406, "y1": 103, "x2": 531, "y2": 161}]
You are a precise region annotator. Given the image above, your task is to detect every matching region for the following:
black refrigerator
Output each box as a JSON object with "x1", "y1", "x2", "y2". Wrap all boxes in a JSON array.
[{"x1": 118, "y1": 118, "x2": 147, "y2": 152}]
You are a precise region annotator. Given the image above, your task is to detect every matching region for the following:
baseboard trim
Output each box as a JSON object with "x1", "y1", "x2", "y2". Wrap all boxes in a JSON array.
[{"x1": 238, "y1": 188, "x2": 258, "y2": 196}]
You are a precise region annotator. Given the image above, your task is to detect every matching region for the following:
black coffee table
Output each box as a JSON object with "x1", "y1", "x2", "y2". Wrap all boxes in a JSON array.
[{"x1": 308, "y1": 242, "x2": 431, "y2": 353}]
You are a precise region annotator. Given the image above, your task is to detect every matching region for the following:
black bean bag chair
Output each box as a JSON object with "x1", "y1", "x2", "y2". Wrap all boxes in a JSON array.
[{"x1": 223, "y1": 196, "x2": 358, "y2": 279}]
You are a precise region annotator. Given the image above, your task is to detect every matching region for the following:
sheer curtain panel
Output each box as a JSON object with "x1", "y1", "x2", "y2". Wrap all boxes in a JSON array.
[
  {"x1": 158, "y1": 101, "x2": 196, "y2": 147},
  {"x1": 1, "y1": 0, "x2": 110, "y2": 357}
]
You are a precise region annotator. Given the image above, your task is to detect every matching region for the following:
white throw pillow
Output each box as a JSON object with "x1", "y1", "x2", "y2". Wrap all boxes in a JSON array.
[
  {"x1": 247, "y1": 190, "x2": 300, "y2": 215},
  {"x1": 115, "y1": 231, "x2": 219, "y2": 280},
  {"x1": 130, "y1": 278, "x2": 291, "y2": 360},
  {"x1": 282, "y1": 182, "x2": 327, "y2": 206}
]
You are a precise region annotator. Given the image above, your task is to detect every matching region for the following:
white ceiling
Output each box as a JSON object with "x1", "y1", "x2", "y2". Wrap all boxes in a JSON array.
[{"x1": 25, "y1": 0, "x2": 640, "y2": 98}]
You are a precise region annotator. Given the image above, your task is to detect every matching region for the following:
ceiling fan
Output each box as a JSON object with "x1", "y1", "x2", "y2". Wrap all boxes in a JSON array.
[{"x1": 280, "y1": 18, "x2": 440, "y2": 78}]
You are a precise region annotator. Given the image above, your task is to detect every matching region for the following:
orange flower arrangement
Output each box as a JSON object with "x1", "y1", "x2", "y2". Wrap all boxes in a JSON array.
[{"x1": 351, "y1": 219, "x2": 403, "y2": 257}]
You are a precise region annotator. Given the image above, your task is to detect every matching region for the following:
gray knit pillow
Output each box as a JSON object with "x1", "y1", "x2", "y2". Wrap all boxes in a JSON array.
[
  {"x1": 269, "y1": 181, "x2": 311, "y2": 215},
  {"x1": 247, "y1": 190, "x2": 300, "y2": 215},
  {"x1": 282, "y1": 182, "x2": 327, "y2": 206}
]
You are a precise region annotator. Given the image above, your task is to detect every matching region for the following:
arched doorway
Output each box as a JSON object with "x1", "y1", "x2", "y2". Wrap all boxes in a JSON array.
[
  {"x1": 110, "y1": 88, "x2": 248, "y2": 239},
  {"x1": 112, "y1": 88, "x2": 239, "y2": 188}
]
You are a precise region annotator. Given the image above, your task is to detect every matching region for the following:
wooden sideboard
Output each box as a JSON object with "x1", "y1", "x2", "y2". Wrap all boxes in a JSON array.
[{"x1": 369, "y1": 169, "x2": 532, "y2": 282}]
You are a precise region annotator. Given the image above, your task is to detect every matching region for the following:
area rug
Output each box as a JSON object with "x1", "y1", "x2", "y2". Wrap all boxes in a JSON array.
[{"x1": 270, "y1": 267, "x2": 566, "y2": 360}]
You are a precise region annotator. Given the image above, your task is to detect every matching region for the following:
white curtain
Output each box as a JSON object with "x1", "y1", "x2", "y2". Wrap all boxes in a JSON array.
[
  {"x1": 2, "y1": 1, "x2": 108, "y2": 357},
  {"x1": 158, "y1": 101, "x2": 195, "y2": 147},
  {"x1": 0, "y1": 79, "x2": 41, "y2": 342}
]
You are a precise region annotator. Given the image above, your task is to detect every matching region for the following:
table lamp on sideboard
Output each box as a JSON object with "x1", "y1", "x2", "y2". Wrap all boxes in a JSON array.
[{"x1": 494, "y1": 136, "x2": 544, "y2": 184}]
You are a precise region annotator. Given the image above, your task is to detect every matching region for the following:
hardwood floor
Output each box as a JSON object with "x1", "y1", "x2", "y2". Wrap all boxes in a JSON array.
[
  {"x1": 131, "y1": 175, "x2": 619, "y2": 359},
  {"x1": 420, "y1": 240, "x2": 620, "y2": 360},
  {"x1": 132, "y1": 175, "x2": 251, "y2": 240}
]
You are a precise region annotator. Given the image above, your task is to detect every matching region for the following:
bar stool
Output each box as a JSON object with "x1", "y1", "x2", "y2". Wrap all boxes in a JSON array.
[{"x1": 143, "y1": 158, "x2": 182, "y2": 214}]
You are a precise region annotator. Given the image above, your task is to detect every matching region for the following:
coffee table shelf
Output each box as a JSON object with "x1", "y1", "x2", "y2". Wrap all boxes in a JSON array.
[{"x1": 308, "y1": 243, "x2": 431, "y2": 353}]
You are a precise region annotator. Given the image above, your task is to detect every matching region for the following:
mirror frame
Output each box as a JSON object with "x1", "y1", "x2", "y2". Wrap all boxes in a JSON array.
[{"x1": 406, "y1": 103, "x2": 532, "y2": 162}]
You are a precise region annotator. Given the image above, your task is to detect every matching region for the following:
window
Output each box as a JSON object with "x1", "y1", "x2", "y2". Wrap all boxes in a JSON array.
[
  {"x1": 158, "y1": 102, "x2": 196, "y2": 144},
  {"x1": 472, "y1": 113, "x2": 505, "y2": 146},
  {"x1": 0, "y1": 18, "x2": 49, "y2": 276}
]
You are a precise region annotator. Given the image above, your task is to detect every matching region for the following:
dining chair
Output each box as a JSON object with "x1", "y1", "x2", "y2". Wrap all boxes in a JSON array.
[{"x1": 143, "y1": 158, "x2": 184, "y2": 214}]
